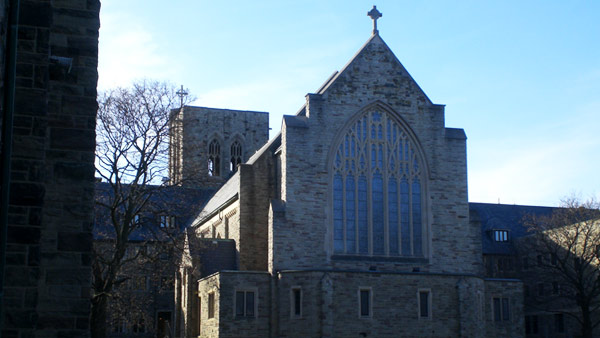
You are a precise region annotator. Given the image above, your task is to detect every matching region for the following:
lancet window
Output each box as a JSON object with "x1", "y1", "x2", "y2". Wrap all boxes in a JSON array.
[
  {"x1": 208, "y1": 139, "x2": 221, "y2": 177},
  {"x1": 230, "y1": 141, "x2": 242, "y2": 172},
  {"x1": 332, "y1": 109, "x2": 425, "y2": 257}
]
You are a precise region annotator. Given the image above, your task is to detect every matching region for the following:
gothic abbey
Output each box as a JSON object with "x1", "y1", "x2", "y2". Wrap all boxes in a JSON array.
[{"x1": 171, "y1": 8, "x2": 524, "y2": 337}]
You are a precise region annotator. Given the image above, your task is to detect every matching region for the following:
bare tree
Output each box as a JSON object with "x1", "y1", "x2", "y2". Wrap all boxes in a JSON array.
[
  {"x1": 521, "y1": 198, "x2": 600, "y2": 338},
  {"x1": 92, "y1": 80, "x2": 193, "y2": 338}
]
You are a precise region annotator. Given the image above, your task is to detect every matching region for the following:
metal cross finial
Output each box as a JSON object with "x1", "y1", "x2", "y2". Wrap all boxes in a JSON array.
[
  {"x1": 367, "y1": 5, "x2": 382, "y2": 35},
  {"x1": 176, "y1": 85, "x2": 188, "y2": 107}
]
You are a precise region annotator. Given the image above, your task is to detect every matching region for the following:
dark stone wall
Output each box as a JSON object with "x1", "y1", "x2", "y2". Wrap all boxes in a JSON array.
[{"x1": 1, "y1": 0, "x2": 99, "y2": 336}]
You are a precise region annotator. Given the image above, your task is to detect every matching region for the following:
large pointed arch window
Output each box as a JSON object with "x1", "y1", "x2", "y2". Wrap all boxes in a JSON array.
[
  {"x1": 332, "y1": 109, "x2": 425, "y2": 257},
  {"x1": 208, "y1": 139, "x2": 221, "y2": 177},
  {"x1": 230, "y1": 140, "x2": 242, "y2": 172}
]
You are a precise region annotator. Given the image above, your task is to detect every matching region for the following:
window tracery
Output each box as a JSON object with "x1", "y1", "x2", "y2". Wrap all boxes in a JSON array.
[
  {"x1": 230, "y1": 140, "x2": 242, "y2": 172},
  {"x1": 332, "y1": 109, "x2": 425, "y2": 257},
  {"x1": 208, "y1": 139, "x2": 221, "y2": 177}
]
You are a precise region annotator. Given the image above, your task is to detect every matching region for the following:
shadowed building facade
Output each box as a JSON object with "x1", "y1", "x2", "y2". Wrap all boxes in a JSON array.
[{"x1": 0, "y1": 0, "x2": 100, "y2": 336}]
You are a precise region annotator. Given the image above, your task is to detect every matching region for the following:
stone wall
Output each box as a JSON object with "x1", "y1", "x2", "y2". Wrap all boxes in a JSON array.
[
  {"x1": 275, "y1": 271, "x2": 485, "y2": 337},
  {"x1": 270, "y1": 34, "x2": 480, "y2": 276},
  {"x1": 1, "y1": 0, "x2": 99, "y2": 336},
  {"x1": 199, "y1": 270, "x2": 522, "y2": 338},
  {"x1": 197, "y1": 271, "x2": 270, "y2": 338},
  {"x1": 169, "y1": 106, "x2": 268, "y2": 188},
  {"x1": 484, "y1": 278, "x2": 524, "y2": 338}
]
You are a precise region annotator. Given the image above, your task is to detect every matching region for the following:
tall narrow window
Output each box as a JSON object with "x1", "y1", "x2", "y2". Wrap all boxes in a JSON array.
[
  {"x1": 332, "y1": 109, "x2": 425, "y2": 257},
  {"x1": 208, "y1": 139, "x2": 221, "y2": 177},
  {"x1": 418, "y1": 289, "x2": 431, "y2": 319},
  {"x1": 358, "y1": 287, "x2": 372, "y2": 318},
  {"x1": 291, "y1": 287, "x2": 302, "y2": 318},
  {"x1": 230, "y1": 140, "x2": 242, "y2": 172},
  {"x1": 554, "y1": 313, "x2": 564, "y2": 333},
  {"x1": 133, "y1": 317, "x2": 145, "y2": 333},
  {"x1": 526, "y1": 315, "x2": 539, "y2": 334},
  {"x1": 208, "y1": 292, "x2": 215, "y2": 318}
]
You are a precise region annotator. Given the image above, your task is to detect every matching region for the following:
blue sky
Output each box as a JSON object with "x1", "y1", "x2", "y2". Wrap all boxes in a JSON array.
[{"x1": 98, "y1": 1, "x2": 600, "y2": 206}]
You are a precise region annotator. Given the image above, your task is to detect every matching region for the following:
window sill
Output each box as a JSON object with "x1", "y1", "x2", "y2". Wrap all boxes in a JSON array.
[{"x1": 331, "y1": 255, "x2": 429, "y2": 264}]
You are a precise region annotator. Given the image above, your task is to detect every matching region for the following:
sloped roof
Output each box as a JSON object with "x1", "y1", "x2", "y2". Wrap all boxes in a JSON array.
[
  {"x1": 469, "y1": 202, "x2": 558, "y2": 255},
  {"x1": 189, "y1": 172, "x2": 240, "y2": 227},
  {"x1": 94, "y1": 182, "x2": 215, "y2": 241}
]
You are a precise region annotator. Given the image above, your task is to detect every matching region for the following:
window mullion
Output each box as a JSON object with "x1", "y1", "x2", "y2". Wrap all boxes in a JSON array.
[
  {"x1": 367, "y1": 115, "x2": 373, "y2": 256},
  {"x1": 397, "y1": 174, "x2": 402, "y2": 255},
  {"x1": 342, "y1": 171, "x2": 347, "y2": 254},
  {"x1": 383, "y1": 140, "x2": 389, "y2": 257},
  {"x1": 354, "y1": 171, "x2": 359, "y2": 255},
  {"x1": 408, "y1": 176, "x2": 414, "y2": 256}
]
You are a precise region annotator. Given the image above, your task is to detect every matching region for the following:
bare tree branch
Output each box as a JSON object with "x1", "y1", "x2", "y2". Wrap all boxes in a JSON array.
[{"x1": 519, "y1": 198, "x2": 600, "y2": 338}]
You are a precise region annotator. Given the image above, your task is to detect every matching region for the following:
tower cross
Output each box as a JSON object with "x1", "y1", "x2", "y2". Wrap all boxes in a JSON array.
[
  {"x1": 176, "y1": 85, "x2": 188, "y2": 107},
  {"x1": 367, "y1": 5, "x2": 382, "y2": 34}
]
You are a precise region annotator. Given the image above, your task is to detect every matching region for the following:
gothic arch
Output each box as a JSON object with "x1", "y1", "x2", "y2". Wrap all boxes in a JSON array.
[
  {"x1": 327, "y1": 101, "x2": 430, "y2": 259},
  {"x1": 207, "y1": 132, "x2": 224, "y2": 177},
  {"x1": 228, "y1": 134, "x2": 246, "y2": 173}
]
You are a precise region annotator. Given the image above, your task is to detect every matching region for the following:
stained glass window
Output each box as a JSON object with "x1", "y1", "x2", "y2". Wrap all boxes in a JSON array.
[{"x1": 332, "y1": 109, "x2": 425, "y2": 257}]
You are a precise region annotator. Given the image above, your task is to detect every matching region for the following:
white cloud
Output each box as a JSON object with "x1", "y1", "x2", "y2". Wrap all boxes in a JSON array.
[
  {"x1": 97, "y1": 10, "x2": 178, "y2": 90},
  {"x1": 469, "y1": 115, "x2": 600, "y2": 206}
]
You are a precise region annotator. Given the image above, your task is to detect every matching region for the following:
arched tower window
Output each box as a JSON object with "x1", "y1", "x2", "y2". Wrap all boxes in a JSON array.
[
  {"x1": 230, "y1": 141, "x2": 242, "y2": 172},
  {"x1": 208, "y1": 139, "x2": 221, "y2": 177},
  {"x1": 332, "y1": 109, "x2": 425, "y2": 257}
]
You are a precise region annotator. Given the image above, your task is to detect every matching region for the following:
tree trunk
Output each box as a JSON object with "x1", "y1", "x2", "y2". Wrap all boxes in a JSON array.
[
  {"x1": 91, "y1": 293, "x2": 108, "y2": 338},
  {"x1": 581, "y1": 305, "x2": 593, "y2": 338}
]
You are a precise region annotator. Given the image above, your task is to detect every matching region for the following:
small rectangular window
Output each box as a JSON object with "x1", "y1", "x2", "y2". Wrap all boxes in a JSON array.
[
  {"x1": 291, "y1": 287, "x2": 302, "y2": 318},
  {"x1": 132, "y1": 317, "x2": 145, "y2": 333},
  {"x1": 501, "y1": 298, "x2": 509, "y2": 321},
  {"x1": 113, "y1": 318, "x2": 127, "y2": 333},
  {"x1": 246, "y1": 292, "x2": 255, "y2": 317},
  {"x1": 159, "y1": 215, "x2": 176, "y2": 228},
  {"x1": 133, "y1": 276, "x2": 147, "y2": 291},
  {"x1": 555, "y1": 313, "x2": 564, "y2": 333},
  {"x1": 537, "y1": 283, "x2": 545, "y2": 296},
  {"x1": 493, "y1": 230, "x2": 509, "y2": 242},
  {"x1": 235, "y1": 290, "x2": 256, "y2": 318},
  {"x1": 235, "y1": 291, "x2": 244, "y2": 317},
  {"x1": 208, "y1": 292, "x2": 215, "y2": 319},
  {"x1": 493, "y1": 297, "x2": 510, "y2": 322},
  {"x1": 526, "y1": 315, "x2": 540, "y2": 334},
  {"x1": 493, "y1": 298, "x2": 501, "y2": 322},
  {"x1": 358, "y1": 288, "x2": 371, "y2": 318},
  {"x1": 419, "y1": 290, "x2": 431, "y2": 319}
]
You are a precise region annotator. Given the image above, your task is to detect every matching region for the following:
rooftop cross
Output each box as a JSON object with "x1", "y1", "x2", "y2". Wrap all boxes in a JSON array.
[
  {"x1": 367, "y1": 5, "x2": 382, "y2": 35},
  {"x1": 176, "y1": 85, "x2": 188, "y2": 107}
]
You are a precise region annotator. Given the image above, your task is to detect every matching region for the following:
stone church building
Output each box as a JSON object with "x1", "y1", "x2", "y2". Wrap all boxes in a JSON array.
[{"x1": 173, "y1": 9, "x2": 523, "y2": 337}]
